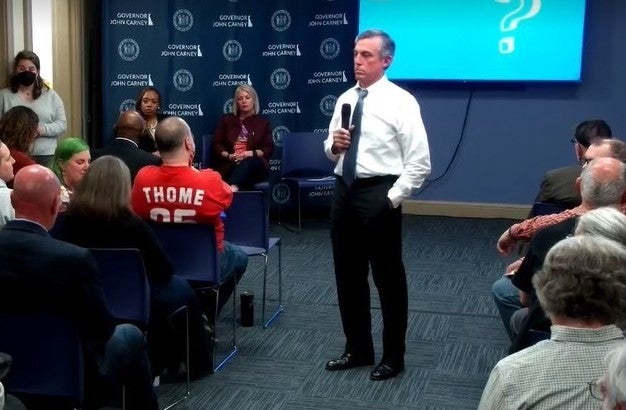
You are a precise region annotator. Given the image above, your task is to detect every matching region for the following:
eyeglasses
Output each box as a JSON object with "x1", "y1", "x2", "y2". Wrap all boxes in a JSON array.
[
  {"x1": 588, "y1": 380, "x2": 604, "y2": 401},
  {"x1": 580, "y1": 157, "x2": 593, "y2": 167}
]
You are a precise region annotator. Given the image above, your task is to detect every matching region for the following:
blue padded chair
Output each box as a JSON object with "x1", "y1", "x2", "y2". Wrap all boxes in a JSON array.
[
  {"x1": 0, "y1": 313, "x2": 83, "y2": 408},
  {"x1": 224, "y1": 191, "x2": 283, "y2": 328},
  {"x1": 280, "y1": 132, "x2": 336, "y2": 231},
  {"x1": 89, "y1": 248, "x2": 150, "y2": 327},
  {"x1": 149, "y1": 222, "x2": 237, "y2": 372},
  {"x1": 201, "y1": 134, "x2": 213, "y2": 169}
]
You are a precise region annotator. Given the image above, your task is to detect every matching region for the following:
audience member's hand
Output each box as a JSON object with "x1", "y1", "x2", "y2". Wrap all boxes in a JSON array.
[
  {"x1": 497, "y1": 229, "x2": 516, "y2": 255},
  {"x1": 505, "y1": 258, "x2": 523, "y2": 275},
  {"x1": 331, "y1": 127, "x2": 352, "y2": 154},
  {"x1": 233, "y1": 151, "x2": 252, "y2": 163}
]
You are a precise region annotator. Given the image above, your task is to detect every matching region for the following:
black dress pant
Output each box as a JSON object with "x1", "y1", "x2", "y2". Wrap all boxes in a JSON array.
[{"x1": 330, "y1": 175, "x2": 407, "y2": 364}]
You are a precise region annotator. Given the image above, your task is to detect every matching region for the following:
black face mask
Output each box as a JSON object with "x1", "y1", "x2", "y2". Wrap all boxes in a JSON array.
[{"x1": 11, "y1": 71, "x2": 37, "y2": 87}]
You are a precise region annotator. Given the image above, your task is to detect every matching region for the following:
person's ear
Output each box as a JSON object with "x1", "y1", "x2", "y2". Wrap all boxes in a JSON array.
[{"x1": 575, "y1": 176, "x2": 582, "y2": 195}]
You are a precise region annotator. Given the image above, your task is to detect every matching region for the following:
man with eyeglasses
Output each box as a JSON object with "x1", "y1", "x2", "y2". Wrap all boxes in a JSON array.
[
  {"x1": 534, "y1": 119, "x2": 612, "y2": 211},
  {"x1": 492, "y1": 139, "x2": 626, "y2": 341}
]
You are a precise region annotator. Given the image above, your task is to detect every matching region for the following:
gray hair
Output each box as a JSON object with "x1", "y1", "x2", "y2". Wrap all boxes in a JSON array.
[
  {"x1": 590, "y1": 139, "x2": 626, "y2": 163},
  {"x1": 580, "y1": 158, "x2": 626, "y2": 207},
  {"x1": 602, "y1": 343, "x2": 626, "y2": 409},
  {"x1": 576, "y1": 207, "x2": 626, "y2": 245},
  {"x1": 356, "y1": 29, "x2": 396, "y2": 59},
  {"x1": 532, "y1": 235, "x2": 626, "y2": 324},
  {"x1": 232, "y1": 84, "x2": 260, "y2": 115}
]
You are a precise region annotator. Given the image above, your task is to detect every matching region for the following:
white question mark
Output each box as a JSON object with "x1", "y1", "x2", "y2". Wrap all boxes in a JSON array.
[{"x1": 495, "y1": 0, "x2": 542, "y2": 54}]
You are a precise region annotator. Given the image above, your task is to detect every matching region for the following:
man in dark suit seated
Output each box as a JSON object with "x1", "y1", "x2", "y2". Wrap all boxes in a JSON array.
[
  {"x1": 0, "y1": 165, "x2": 158, "y2": 409},
  {"x1": 533, "y1": 119, "x2": 612, "y2": 211},
  {"x1": 92, "y1": 110, "x2": 161, "y2": 182}
]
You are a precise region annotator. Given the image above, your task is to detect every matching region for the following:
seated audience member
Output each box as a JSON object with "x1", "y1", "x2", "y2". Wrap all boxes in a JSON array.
[
  {"x1": 0, "y1": 142, "x2": 15, "y2": 227},
  {"x1": 0, "y1": 106, "x2": 37, "y2": 180},
  {"x1": 506, "y1": 158, "x2": 626, "y2": 351},
  {"x1": 575, "y1": 206, "x2": 626, "y2": 245},
  {"x1": 49, "y1": 137, "x2": 90, "y2": 206},
  {"x1": 0, "y1": 165, "x2": 158, "y2": 409},
  {"x1": 598, "y1": 343, "x2": 626, "y2": 409},
  {"x1": 58, "y1": 156, "x2": 211, "y2": 379},
  {"x1": 534, "y1": 119, "x2": 612, "y2": 210},
  {"x1": 479, "y1": 235, "x2": 626, "y2": 409},
  {"x1": 212, "y1": 84, "x2": 273, "y2": 191},
  {"x1": 131, "y1": 116, "x2": 248, "y2": 316},
  {"x1": 91, "y1": 110, "x2": 161, "y2": 182},
  {"x1": 492, "y1": 142, "x2": 626, "y2": 340},
  {"x1": 135, "y1": 87, "x2": 165, "y2": 154}
]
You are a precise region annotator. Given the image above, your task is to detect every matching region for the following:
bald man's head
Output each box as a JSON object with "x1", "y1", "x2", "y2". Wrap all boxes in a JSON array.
[
  {"x1": 154, "y1": 116, "x2": 195, "y2": 164},
  {"x1": 580, "y1": 157, "x2": 626, "y2": 208},
  {"x1": 114, "y1": 110, "x2": 145, "y2": 142},
  {"x1": 11, "y1": 165, "x2": 61, "y2": 229}
]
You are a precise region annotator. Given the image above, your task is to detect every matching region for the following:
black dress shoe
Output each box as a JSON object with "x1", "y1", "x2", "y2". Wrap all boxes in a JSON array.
[
  {"x1": 325, "y1": 353, "x2": 375, "y2": 371},
  {"x1": 369, "y1": 362, "x2": 405, "y2": 380}
]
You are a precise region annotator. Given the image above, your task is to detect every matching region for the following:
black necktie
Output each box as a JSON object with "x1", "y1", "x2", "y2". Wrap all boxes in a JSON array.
[{"x1": 342, "y1": 88, "x2": 368, "y2": 186}]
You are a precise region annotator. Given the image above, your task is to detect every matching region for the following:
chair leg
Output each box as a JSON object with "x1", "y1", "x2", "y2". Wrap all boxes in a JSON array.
[
  {"x1": 213, "y1": 276, "x2": 238, "y2": 372},
  {"x1": 161, "y1": 306, "x2": 190, "y2": 410},
  {"x1": 262, "y1": 245, "x2": 284, "y2": 329}
]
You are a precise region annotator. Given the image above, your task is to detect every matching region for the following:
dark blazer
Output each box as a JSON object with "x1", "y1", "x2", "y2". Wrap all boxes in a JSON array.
[
  {"x1": 57, "y1": 209, "x2": 173, "y2": 284},
  {"x1": 0, "y1": 219, "x2": 115, "y2": 349},
  {"x1": 92, "y1": 138, "x2": 162, "y2": 182},
  {"x1": 534, "y1": 165, "x2": 582, "y2": 209},
  {"x1": 211, "y1": 113, "x2": 274, "y2": 175}
]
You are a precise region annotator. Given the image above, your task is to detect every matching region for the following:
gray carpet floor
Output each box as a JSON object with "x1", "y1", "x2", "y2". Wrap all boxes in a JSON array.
[{"x1": 155, "y1": 214, "x2": 514, "y2": 409}]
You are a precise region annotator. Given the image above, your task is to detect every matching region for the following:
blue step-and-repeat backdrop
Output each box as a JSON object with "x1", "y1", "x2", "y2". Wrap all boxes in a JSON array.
[{"x1": 102, "y1": 0, "x2": 358, "y2": 207}]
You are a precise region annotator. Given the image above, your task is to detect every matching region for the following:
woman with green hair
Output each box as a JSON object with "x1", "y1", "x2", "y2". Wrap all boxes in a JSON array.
[{"x1": 49, "y1": 137, "x2": 90, "y2": 206}]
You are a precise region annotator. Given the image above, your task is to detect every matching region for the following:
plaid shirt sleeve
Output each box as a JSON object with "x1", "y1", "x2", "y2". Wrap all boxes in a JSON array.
[{"x1": 508, "y1": 206, "x2": 583, "y2": 241}]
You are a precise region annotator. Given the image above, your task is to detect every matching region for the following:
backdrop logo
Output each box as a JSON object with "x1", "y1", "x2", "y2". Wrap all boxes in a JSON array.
[
  {"x1": 223, "y1": 98, "x2": 234, "y2": 114},
  {"x1": 308, "y1": 71, "x2": 347, "y2": 85},
  {"x1": 173, "y1": 9, "x2": 193, "y2": 32},
  {"x1": 173, "y1": 69, "x2": 193, "y2": 92},
  {"x1": 110, "y1": 12, "x2": 153, "y2": 26},
  {"x1": 272, "y1": 183, "x2": 291, "y2": 205},
  {"x1": 262, "y1": 101, "x2": 300, "y2": 115},
  {"x1": 319, "y1": 95, "x2": 337, "y2": 116},
  {"x1": 223, "y1": 40, "x2": 243, "y2": 62},
  {"x1": 262, "y1": 43, "x2": 300, "y2": 57},
  {"x1": 118, "y1": 38, "x2": 140, "y2": 61},
  {"x1": 119, "y1": 98, "x2": 136, "y2": 113},
  {"x1": 163, "y1": 103, "x2": 204, "y2": 117},
  {"x1": 270, "y1": 68, "x2": 291, "y2": 90},
  {"x1": 110, "y1": 73, "x2": 153, "y2": 87},
  {"x1": 271, "y1": 10, "x2": 291, "y2": 32},
  {"x1": 213, "y1": 73, "x2": 250, "y2": 87},
  {"x1": 214, "y1": 14, "x2": 252, "y2": 28},
  {"x1": 272, "y1": 126, "x2": 290, "y2": 148},
  {"x1": 309, "y1": 13, "x2": 348, "y2": 26},
  {"x1": 320, "y1": 38, "x2": 340, "y2": 59},
  {"x1": 161, "y1": 44, "x2": 202, "y2": 57}
]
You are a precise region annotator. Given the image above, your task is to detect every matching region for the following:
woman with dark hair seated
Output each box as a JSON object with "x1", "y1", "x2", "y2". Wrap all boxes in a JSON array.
[
  {"x1": 57, "y1": 155, "x2": 211, "y2": 379},
  {"x1": 135, "y1": 86, "x2": 166, "y2": 154},
  {"x1": 0, "y1": 105, "x2": 38, "y2": 181}
]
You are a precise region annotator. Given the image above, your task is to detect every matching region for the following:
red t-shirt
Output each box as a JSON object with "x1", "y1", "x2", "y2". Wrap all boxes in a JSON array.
[{"x1": 131, "y1": 165, "x2": 232, "y2": 251}]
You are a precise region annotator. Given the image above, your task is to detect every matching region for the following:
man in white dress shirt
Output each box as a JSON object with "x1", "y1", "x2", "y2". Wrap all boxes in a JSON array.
[{"x1": 323, "y1": 29, "x2": 431, "y2": 381}]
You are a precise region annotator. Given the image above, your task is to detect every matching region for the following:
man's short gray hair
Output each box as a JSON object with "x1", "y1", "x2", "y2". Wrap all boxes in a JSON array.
[
  {"x1": 532, "y1": 235, "x2": 626, "y2": 324},
  {"x1": 576, "y1": 207, "x2": 626, "y2": 246},
  {"x1": 580, "y1": 158, "x2": 626, "y2": 207},
  {"x1": 356, "y1": 29, "x2": 395, "y2": 59}
]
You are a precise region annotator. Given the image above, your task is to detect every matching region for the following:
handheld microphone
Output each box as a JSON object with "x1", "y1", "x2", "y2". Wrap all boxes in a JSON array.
[{"x1": 341, "y1": 103, "x2": 351, "y2": 130}]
